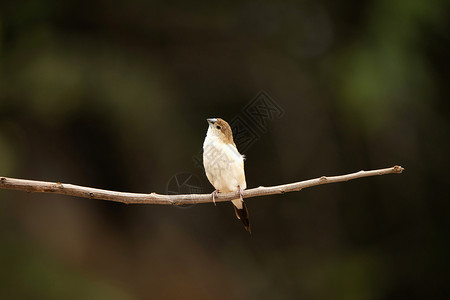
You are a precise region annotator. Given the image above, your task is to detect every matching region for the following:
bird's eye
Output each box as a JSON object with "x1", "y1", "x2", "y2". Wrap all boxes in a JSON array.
[{"x1": 216, "y1": 125, "x2": 221, "y2": 130}]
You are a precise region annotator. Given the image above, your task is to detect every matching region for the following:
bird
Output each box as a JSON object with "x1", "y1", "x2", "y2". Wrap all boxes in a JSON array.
[{"x1": 203, "y1": 118, "x2": 251, "y2": 233}]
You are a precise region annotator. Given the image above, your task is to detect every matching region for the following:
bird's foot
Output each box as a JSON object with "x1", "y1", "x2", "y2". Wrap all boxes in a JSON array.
[
  {"x1": 211, "y1": 190, "x2": 219, "y2": 206},
  {"x1": 238, "y1": 186, "x2": 244, "y2": 203}
]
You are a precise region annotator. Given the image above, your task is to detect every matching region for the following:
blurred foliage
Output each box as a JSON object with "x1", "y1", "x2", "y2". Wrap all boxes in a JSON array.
[{"x1": 0, "y1": 0, "x2": 449, "y2": 299}]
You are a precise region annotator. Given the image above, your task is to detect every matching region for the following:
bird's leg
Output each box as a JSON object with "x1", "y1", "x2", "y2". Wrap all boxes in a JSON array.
[
  {"x1": 211, "y1": 189, "x2": 219, "y2": 206},
  {"x1": 238, "y1": 185, "x2": 244, "y2": 203}
]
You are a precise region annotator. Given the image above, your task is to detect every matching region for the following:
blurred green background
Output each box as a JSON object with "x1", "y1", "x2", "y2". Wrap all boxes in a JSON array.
[{"x1": 0, "y1": 0, "x2": 449, "y2": 299}]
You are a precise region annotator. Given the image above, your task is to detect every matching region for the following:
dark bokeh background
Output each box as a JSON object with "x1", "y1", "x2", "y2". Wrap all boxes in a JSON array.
[{"x1": 0, "y1": 0, "x2": 449, "y2": 299}]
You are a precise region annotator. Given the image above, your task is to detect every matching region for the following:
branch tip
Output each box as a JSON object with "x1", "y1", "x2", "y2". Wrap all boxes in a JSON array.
[{"x1": 393, "y1": 165, "x2": 404, "y2": 173}]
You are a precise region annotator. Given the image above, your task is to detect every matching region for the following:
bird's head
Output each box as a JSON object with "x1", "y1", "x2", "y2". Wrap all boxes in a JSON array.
[{"x1": 206, "y1": 118, "x2": 234, "y2": 144}]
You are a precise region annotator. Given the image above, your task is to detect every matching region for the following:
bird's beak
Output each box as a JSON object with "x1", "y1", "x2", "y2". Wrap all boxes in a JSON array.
[{"x1": 207, "y1": 118, "x2": 217, "y2": 125}]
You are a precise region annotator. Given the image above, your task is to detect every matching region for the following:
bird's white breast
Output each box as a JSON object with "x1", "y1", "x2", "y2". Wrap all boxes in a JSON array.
[{"x1": 203, "y1": 134, "x2": 246, "y2": 193}]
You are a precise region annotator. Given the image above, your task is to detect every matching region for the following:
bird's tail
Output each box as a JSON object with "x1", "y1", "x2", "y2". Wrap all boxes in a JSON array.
[{"x1": 232, "y1": 200, "x2": 251, "y2": 234}]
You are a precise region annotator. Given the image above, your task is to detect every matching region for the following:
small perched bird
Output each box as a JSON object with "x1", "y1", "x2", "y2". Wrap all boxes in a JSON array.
[{"x1": 203, "y1": 118, "x2": 251, "y2": 233}]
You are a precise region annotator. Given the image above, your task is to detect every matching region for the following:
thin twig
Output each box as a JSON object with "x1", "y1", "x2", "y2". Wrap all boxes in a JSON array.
[{"x1": 0, "y1": 166, "x2": 404, "y2": 205}]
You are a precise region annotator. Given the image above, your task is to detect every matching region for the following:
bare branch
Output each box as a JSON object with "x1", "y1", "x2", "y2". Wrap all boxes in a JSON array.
[{"x1": 0, "y1": 166, "x2": 404, "y2": 205}]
